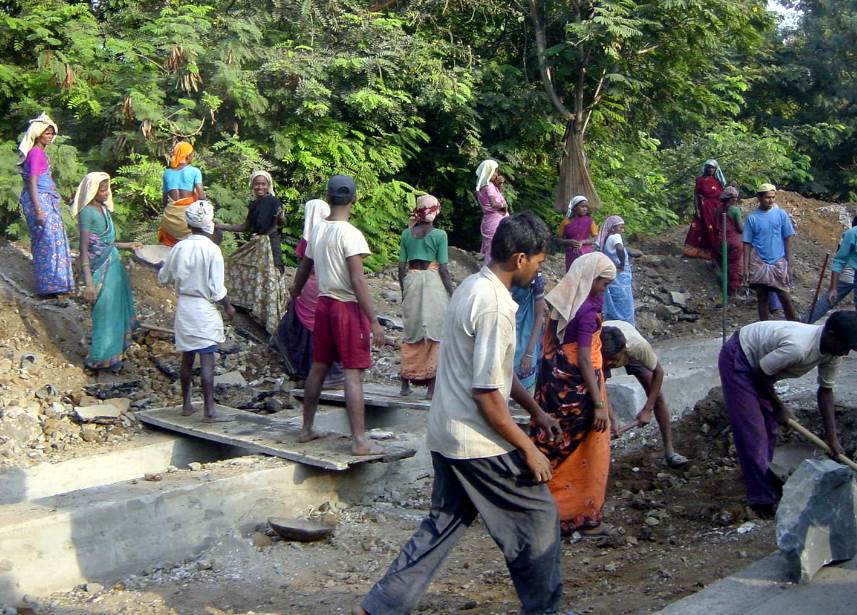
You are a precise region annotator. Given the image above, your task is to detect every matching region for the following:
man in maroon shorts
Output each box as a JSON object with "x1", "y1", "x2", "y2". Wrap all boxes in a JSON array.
[{"x1": 291, "y1": 175, "x2": 385, "y2": 455}]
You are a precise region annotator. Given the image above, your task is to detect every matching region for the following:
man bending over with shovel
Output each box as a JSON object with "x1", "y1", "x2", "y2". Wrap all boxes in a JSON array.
[{"x1": 718, "y1": 311, "x2": 857, "y2": 517}]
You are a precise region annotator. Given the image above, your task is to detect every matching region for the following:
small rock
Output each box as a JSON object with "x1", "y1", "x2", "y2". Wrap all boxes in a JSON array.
[
  {"x1": 669, "y1": 291, "x2": 688, "y2": 307},
  {"x1": 644, "y1": 516, "x2": 660, "y2": 526},
  {"x1": 143, "y1": 473, "x2": 162, "y2": 482},
  {"x1": 84, "y1": 582, "x2": 104, "y2": 594},
  {"x1": 253, "y1": 531, "x2": 273, "y2": 549},
  {"x1": 80, "y1": 424, "x2": 100, "y2": 443},
  {"x1": 188, "y1": 462, "x2": 203, "y2": 471},
  {"x1": 736, "y1": 521, "x2": 756, "y2": 534},
  {"x1": 75, "y1": 404, "x2": 122, "y2": 423},
  {"x1": 213, "y1": 371, "x2": 247, "y2": 387}
]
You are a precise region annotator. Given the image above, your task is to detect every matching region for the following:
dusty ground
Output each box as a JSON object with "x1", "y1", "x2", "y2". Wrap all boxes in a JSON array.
[{"x1": 0, "y1": 190, "x2": 855, "y2": 614}]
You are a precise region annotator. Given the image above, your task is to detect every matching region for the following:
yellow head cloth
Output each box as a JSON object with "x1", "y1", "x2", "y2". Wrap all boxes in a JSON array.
[
  {"x1": 545, "y1": 252, "x2": 617, "y2": 336},
  {"x1": 72, "y1": 172, "x2": 114, "y2": 217},
  {"x1": 170, "y1": 142, "x2": 194, "y2": 169},
  {"x1": 18, "y1": 113, "x2": 58, "y2": 158}
]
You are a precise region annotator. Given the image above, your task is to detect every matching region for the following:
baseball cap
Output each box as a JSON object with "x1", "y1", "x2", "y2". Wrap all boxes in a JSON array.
[{"x1": 327, "y1": 175, "x2": 357, "y2": 205}]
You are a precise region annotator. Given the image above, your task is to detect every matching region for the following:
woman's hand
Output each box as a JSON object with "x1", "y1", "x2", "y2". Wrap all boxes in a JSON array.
[
  {"x1": 519, "y1": 354, "x2": 534, "y2": 376},
  {"x1": 35, "y1": 207, "x2": 46, "y2": 226},
  {"x1": 593, "y1": 403, "x2": 609, "y2": 432},
  {"x1": 83, "y1": 284, "x2": 97, "y2": 304},
  {"x1": 569, "y1": 240, "x2": 581, "y2": 249}
]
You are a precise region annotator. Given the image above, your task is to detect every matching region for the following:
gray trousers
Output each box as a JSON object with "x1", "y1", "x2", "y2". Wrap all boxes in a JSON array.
[{"x1": 362, "y1": 450, "x2": 563, "y2": 615}]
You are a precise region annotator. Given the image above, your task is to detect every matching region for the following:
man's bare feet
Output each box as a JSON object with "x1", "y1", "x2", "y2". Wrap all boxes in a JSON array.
[
  {"x1": 181, "y1": 404, "x2": 197, "y2": 417},
  {"x1": 202, "y1": 413, "x2": 234, "y2": 423},
  {"x1": 351, "y1": 438, "x2": 384, "y2": 456},
  {"x1": 298, "y1": 429, "x2": 331, "y2": 443}
]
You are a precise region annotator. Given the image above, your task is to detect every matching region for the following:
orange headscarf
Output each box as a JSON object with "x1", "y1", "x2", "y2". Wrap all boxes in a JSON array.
[{"x1": 170, "y1": 141, "x2": 194, "y2": 169}]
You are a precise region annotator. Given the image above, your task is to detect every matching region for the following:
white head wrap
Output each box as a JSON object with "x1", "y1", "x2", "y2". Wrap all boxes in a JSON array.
[
  {"x1": 185, "y1": 200, "x2": 215, "y2": 235},
  {"x1": 475, "y1": 159, "x2": 499, "y2": 192},
  {"x1": 302, "y1": 198, "x2": 330, "y2": 241},
  {"x1": 545, "y1": 252, "x2": 617, "y2": 336},
  {"x1": 249, "y1": 170, "x2": 275, "y2": 196},
  {"x1": 18, "y1": 113, "x2": 58, "y2": 158},
  {"x1": 72, "y1": 172, "x2": 114, "y2": 217},
  {"x1": 566, "y1": 195, "x2": 588, "y2": 218}
]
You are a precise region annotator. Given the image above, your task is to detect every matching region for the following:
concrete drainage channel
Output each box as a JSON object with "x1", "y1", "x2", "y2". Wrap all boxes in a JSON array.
[{"x1": 0, "y1": 407, "x2": 431, "y2": 606}]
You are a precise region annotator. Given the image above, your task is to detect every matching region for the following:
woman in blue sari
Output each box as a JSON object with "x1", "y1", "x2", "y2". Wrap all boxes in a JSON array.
[
  {"x1": 18, "y1": 113, "x2": 74, "y2": 297},
  {"x1": 75, "y1": 172, "x2": 141, "y2": 372},
  {"x1": 511, "y1": 272, "x2": 546, "y2": 392},
  {"x1": 597, "y1": 215, "x2": 636, "y2": 326}
]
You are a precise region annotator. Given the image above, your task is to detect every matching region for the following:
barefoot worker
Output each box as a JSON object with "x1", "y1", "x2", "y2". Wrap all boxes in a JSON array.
[
  {"x1": 291, "y1": 175, "x2": 386, "y2": 456},
  {"x1": 600, "y1": 321, "x2": 688, "y2": 468},
  {"x1": 158, "y1": 200, "x2": 236, "y2": 422},
  {"x1": 356, "y1": 213, "x2": 567, "y2": 615},
  {"x1": 718, "y1": 311, "x2": 857, "y2": 516}
]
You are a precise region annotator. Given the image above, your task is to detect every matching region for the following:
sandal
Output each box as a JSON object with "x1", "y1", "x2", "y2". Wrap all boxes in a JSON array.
[{"x1": 665, "y1": 452, "x2": 689, "y2": 468}]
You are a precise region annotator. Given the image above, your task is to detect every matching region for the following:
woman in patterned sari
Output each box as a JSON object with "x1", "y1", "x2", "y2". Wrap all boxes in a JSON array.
[
  {"x1": 75, "y1": 173, "x2": 141, "y2": 372},
  {"x1": 530, "y1": 252, "x2": 617, "y2": 536},
  {"x1": 18, "y1": 113, "x2": 74, "y2": 297}
]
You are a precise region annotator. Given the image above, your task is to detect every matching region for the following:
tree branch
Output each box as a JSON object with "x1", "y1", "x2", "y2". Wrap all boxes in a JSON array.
[{"x1": 528, "y1": 0, "x2": 573, "y2": 119}]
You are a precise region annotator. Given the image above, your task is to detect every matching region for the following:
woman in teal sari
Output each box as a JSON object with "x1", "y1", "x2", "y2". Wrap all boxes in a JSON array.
[{"x1": 75, "y1": 172, "x2": 141, "y2": 372}]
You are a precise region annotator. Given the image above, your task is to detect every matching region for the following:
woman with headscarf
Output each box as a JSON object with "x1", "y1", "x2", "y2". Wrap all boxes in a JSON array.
[
  {"x1": 276, "y1": 198, "x2": 343, "y2": 387},
  {"x1": 683, "y1": 159, "x2": 726, "y2": 260},
  {"x1": 397, "y1": 195, "x2": 454, "y2": 399},
  {"x1": 598, "y1": 215, "x2": 636, "y2": 326},
  {"x1": 557, "y1": 195, "x2": 599, "y2": 270},
  {"x1": 18, "y1": 113, "x2": 74, "y2": 297},
  {"x1": 75, "y1": 172, "x2": 141, "y2": 372},
  {"x1": 158, "y1": 141, "x2": 205, "y2": 246},
  {"x1": 530, "y1": 252, "x2": 617, "y2": 536},
  {"x1": 474, "y1": 159, "x2": 509, "y2": 264},
  {"x1": 216, "y1": 170, "x2": 287, "y2": 334}
]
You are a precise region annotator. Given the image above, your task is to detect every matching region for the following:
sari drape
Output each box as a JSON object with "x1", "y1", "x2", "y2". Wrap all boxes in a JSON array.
[{"x1": 683, "y1": 175, "x2": 723, "y2": 260}]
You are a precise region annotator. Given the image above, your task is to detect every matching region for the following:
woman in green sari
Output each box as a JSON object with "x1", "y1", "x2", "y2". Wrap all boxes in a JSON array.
[{"x1": 75, "y1": 172, "x2": 141, "y2": 372}]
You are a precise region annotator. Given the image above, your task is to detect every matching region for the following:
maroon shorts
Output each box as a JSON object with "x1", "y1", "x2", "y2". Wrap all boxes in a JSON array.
[{"x1": 312, "y1": 296, "x2": 372, "y2": 369}]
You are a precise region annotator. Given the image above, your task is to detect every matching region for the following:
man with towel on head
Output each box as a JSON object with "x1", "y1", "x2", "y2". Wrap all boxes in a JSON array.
[{"x1": 158, "y1": 200, "x2": 235, "y2": 422}]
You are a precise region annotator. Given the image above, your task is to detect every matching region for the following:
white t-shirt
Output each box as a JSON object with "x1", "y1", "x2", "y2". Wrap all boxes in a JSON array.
[
  {"x1": 427, "y1": 267, "x2": 519, "y2": 460},
  {"x1": 603, "y1": 233, "x2": 624, "y2": 267},
  {"x1": 738, "y1": 321, "x2": 841, "y2": 388},
  {"x1": 603, "y1": 320, "x2": 658, "y2": 371},
  {"x1": 306, "y1": 220, "x2": 371, "y2": 302}
]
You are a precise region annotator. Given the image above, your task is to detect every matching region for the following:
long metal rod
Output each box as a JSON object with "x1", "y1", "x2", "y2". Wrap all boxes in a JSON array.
[{"x1": 722, "y1": 210, "x2": 728, "y2": 346}]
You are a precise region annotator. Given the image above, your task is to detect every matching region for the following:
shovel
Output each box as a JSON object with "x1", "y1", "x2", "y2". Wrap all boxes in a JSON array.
[{"x1": 787, "y1": 417, "x2": 857, "y2": 473}]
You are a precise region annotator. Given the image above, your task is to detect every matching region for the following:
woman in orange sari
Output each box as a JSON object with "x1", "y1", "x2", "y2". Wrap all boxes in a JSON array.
[
  {"x1": 158, "y1": 141, "x2": 206, "y2": 246},
  {"x1": 530, "y1": 252, "x2": 617, "y2": 536}
]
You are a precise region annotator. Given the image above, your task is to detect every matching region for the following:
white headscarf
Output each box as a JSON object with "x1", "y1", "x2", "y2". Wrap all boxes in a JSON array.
[
  {"x1": 475, "y1": 159, "x2": 499, "y2": 192},
  {"x1": 18, "y1": 113, "x2": 58, "y2": 158},
  {"x1": 72, "y1": 172, "x2": 114, "y2": 217},
  {"x1": 249, "y1": 170, "x2": 275, "y2": 196},
  {"x1": 302, "y1": 198, "x2": 330, "y2": 241},
  {"x1": 546, "y1": 252, "x2": 617, "y2": 336},
  {"x1": 566, "y1": 195, "x2": 588, "y2": 219},
  {"x1": 185, "y1": 200, "x2": 215, "y2": 235}
]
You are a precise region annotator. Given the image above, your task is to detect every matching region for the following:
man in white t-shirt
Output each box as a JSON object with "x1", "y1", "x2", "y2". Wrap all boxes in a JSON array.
[
  {"x1": 718, "y1": 312, "x2": 857, "y2": 517},
  {"x1": 601, "y1": 321, "x2": 687, "y2": 468},
  {"x1": 290, "y1": 175, "x2": 385, "y2": 456},
  {"x1": 356, "y1": 213, "x2": 570, "y2": 615}
]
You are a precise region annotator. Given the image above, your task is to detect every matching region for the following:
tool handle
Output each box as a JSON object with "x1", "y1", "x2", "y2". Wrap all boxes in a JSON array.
[{"x1": 788, "y1": 418, "x2": 857, "y2": 472}]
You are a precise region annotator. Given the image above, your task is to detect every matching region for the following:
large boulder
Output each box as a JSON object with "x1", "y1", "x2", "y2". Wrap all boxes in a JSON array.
[{"x1": 776, "y1": 458, "x2": 857, "y2": 583}]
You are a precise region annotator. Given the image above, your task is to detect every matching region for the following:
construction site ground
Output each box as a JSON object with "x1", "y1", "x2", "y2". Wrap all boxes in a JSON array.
[{"x1": 0, "y1": 191, "x2": 855, "y2": 614}]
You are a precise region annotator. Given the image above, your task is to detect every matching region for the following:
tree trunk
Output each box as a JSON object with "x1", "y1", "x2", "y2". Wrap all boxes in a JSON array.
[{"x1": 556, "y1": 120, "x2": 600, "y2": 212}]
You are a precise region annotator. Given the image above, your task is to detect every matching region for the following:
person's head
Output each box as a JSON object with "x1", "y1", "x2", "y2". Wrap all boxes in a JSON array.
[
  {"x1": 820, "y1": 311, "x2": 857, "y2": 357},
  {"x1": 186, "y1": 200, "x2": 215, "y2": 236},
  {"x1": 590, "y1": 274, "x2": 613, "y2": 297},
  {"x1": 72, "y1": 171, "x2": 114, "y2": 216},
  {"x1": 475, "y1": 159, "x2": 500, "y2": 192},
  {"x1": 411, "y1": 194, "x2": 440, "y2": 225},
  {"x1": 600, "y1": 326, "x2": 628, "y2": 368},
  {"x1": 170, "y1": 141, "x2": 194, "y2": 169},
  {"x1": 490, "y1": 212, "x2": 551, "y2": 287},
  {"x1": 704, "y1": 164, "x2": 716, "y2": 177},
  {"x1": 492, "y1": 173, "x2": 506, "y2": 189},
  {"x1": 249, "y1": 171, "x2": 274, "y2": 198},
  {"x1": 327, "y1": 174, "x2": 357, "y2": 208},
  {"x1": 567, "y1": 195, "x2": 589, "y2": 219},
  {"x1": 38, "y1": 125, "x2": 56, "y2": 147},
  {"x1": 756, "y1": 183, "x2": 776, "y2": 210},
  {"x1": 95, "y1": 179, "x2": 110, "y2": 204},
  {"x1": 719, "y1": 185, "x2": 739, "y2": 207}
]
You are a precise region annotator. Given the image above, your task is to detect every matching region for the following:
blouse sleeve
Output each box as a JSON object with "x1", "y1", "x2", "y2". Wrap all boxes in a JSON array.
[
  {"x1": 191, "y1": 166, "x2": 203, "y2": 187},
  {"x1": 574, "y1": 308, "x2": 599, "y2": 347},
  {"x1": 398, "y1": 230, "x2": 409, "y2": 263},
  {"x1": 78, "y1": 207, "x2": 98, "y2": 233},
  {"x1": 532, "y1": 273, "x2": 545, "y2": 300},
  {"x1": 23, "y1": 148, "x2": 49, "y2": 177},
  {"x1": 590, "y1": 221, "x2": 599, "y2": 237},
  {"x1": 435, "y1": 230, "x2": 449, "y2": 265}
]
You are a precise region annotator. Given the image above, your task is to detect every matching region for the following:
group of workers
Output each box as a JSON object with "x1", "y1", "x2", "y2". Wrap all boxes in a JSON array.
[{"x1": 16, "y1": 112, "x2": 857, "y2": 614}]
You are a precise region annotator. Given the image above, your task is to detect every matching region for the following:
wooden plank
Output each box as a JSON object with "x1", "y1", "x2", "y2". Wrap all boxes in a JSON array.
[
  {"x1": 136, "y1": 403, "x2": 416, "y2": 471},
  {"x1": 291, "y1": 384, "x2": 432, "y2": 411}
]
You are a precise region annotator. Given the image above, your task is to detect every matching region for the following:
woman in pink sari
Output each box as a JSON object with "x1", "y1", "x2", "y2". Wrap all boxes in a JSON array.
[
  {"x1": 474, "y1": 159, "x2": 509, "y2": 263},
  {"x1": 557, "y1": 195, "x2": 598, "y2": 270},
  {"x1": 683, "y1": 159, "x2": 726, "y2": 260}
]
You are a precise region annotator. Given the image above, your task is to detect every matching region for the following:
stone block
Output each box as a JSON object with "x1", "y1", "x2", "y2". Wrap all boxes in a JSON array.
[{"x1": 776, "y1": 458, "x2": 857, "y2": 583}]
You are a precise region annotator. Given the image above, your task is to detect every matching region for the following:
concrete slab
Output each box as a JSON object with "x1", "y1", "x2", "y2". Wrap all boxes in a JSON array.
[
  {"x1": 0, "y1": 432, "x2": 231, "y2": 504},
  {"x1": 655, "y1": 552, "x2": 857, "y2": 615},
  {"x1": 291, "y1": 384, "x2": 431, "y2": 411},
  {"x1": 136, "y1": 403, "x2": 416, "y2": 470},
  {"x1": 0, "y1": 456, "x2": 401, "y2": 604}
]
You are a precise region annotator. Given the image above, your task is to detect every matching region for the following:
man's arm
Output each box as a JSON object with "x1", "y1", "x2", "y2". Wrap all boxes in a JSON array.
[
  {"x1": 817, "y1": 386, "x2": 844, "y2": 458},
  {"x1": 784, "y1": 234, "x2": 794, "y2": 284},
  {"x1": 473, "y1": 388, "x2": 552, "y2": 482},
  {"x1": 742, "y1": 242, "x2": 753, "y2": 284},
  {"x1": 750, "y1": 367, "x2": 791, "y2": 424},
  {"x1": 398, "y1": 262, "x2": 407, "y2": 293},
  {"x1": 438, "y1": 264, "x2": 454, "y2": 296},
  {"x1": 510, "y1": 375, "x2": 560, "y2": 440},
  {"x1": 347, "y1": 254, "x2": 385, "y2": 348}
]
